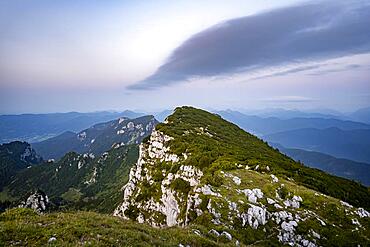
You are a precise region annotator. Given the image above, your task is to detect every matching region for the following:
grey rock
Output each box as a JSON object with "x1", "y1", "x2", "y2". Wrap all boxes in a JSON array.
[
  {"x1": 18, "y1": 190, "x2": 49, "y2": 213},
  {"x1": 221, "y1": 231, "x2": 233, "y2": 240},
  {"x1": 48, "y1": 237, "x2": 57, "y2": 243},
  {"x1": 208, "y1": 229, "x2": 220, "y2": 237}
]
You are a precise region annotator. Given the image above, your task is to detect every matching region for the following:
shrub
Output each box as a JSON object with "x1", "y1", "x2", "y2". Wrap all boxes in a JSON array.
[{"x1": 171, "y1": 178, "x2": 191, "y2": 195}]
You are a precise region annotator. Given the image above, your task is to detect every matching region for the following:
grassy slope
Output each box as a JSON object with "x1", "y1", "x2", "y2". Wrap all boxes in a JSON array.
[
  {"x1": 212, "y1": 169, "x2": 370, "y2": 246},
  {"x1": 0, "y1": 208, "x2": 232, "y2": 247},
  {"x1": 157, "y1": 106, "x2": 370, "y2": 209}
]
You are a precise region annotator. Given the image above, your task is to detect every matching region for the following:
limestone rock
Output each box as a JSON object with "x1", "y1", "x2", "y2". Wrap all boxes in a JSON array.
[
  {"x1": 19, "y1": 190, "x2": 49, "y2": 213},
  {"x1": 283, "y1": 195, "x2": 302, "y2": 208},
  {"x1": 240, "y1": 188, "x2": 264, "y2": 204},
  {"x1": 270, "y1": 174, "x2": 279, "y2": 183},
  {"x1": 267, "y1": 198, "x2": 276, "y2": 204},
  {"x1": 240, "y1": 204, "x2": 268, "y2": 229},
  {"x1": 221, "y1": 231, "x2": 232, "y2": 240},
  {"x1": 355, "y1": 208, "x2": 370, "y2": 218},
  {"x1": 208, "y1": 229, "x2": 220, "y2": 237},
  {"x1": 196, "y1": 184, "x2": 221, "y2": 197},
  {"x1": 48, "y1": 237, "x2": 57, "y2": 243}
]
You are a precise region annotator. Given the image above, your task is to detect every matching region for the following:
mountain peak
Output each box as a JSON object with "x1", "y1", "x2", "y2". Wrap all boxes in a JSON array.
[{"x1": 114, "y1": 107, "x2": 370, "y2": 246}]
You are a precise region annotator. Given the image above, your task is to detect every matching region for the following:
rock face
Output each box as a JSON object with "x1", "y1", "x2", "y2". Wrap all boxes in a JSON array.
[
  {"x1": 19, "y1": 190, "x2": 49, "y2": 213},
  {"x1": 114, "y1": 130, "x2": 191, "y2": 226},
  {"x1": 20, "y1": 145, "x2": 43, "y2": 164},
  {"x1": 114, "y1": 107, "x2": 370, "y2": 246}
]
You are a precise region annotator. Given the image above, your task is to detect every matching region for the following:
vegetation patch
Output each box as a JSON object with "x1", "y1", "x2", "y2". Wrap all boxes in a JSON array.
[
  {"x1": 0, "y1": 208, "x2": 232, "y2": 246},
  {"x1": 171, "y1": 178, "x2": 191, "y2": 195},
  {"x1": 61, "y1": 188, "x2": 83, "y2": 202}
]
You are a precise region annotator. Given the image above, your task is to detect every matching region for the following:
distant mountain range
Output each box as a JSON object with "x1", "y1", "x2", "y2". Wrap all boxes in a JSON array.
[
  {"x1": 272, "y1": 144, "x2": 370, "y2": 186},
  {"x1": 239, "y1": 108, "x2": 345, "y2": 120},
  {"x1": 2, "y1": 107, "x2": 368, "y2": 144},
  {"x1": 350, "y1": 107, "x2": 370, "y2": 124},
  {"x1": 32, "y1": 115, "x2": 158, "y2": 160},
  {"x1": 215, "y1": 110, "x2": 370, "y2": 164},
  {"x1": 236, "y1": 107, "x2": 370, "y2": 123},
  {"x1": 2, "y1": 107, "x2": 370, "y2": 183},
  {"x1": 0, "y1": 111, "x2": 145, "y2": 144},
  {"x1": 216, "y1": 110, "x2": 370, "y2": 136},
  {"x1": 265, "y1": 127, "x2": 370, "y2": 164}
]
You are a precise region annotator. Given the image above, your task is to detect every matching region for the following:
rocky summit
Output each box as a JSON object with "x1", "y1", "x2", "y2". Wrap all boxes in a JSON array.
[{"x1": 114, "y1": 106, "x2": 370, "y2": 246}]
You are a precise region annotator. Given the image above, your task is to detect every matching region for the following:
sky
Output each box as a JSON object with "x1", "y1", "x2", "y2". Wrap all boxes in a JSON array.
[{"x1": 0, "y1": 0, "x2": 369, "y2": 114}]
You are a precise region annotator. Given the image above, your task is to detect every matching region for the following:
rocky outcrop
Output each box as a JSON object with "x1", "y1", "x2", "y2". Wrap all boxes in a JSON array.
[
  {"x1": 114, "y1": 130, "x2": 190, "y2": 226},
  {"x1": 239, "y1": 188, "x2": 264, "y2": 204},
  {"x1": 240, "y1": 204, "x2": 267, "y2": 229},
  {"x1": 356, "y1": 208, "x2": 370, "y2": 218},
  {"x1": 20, "y1": 145, "x2": 43, "y2": 164},
  {"x1": 19, "y1": 190, "x2": 49, "y2": 213}
]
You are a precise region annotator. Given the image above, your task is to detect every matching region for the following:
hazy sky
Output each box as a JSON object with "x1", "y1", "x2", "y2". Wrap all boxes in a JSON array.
[{"x1": 0, "y1": 0, "x2": 369, "y2": 114}]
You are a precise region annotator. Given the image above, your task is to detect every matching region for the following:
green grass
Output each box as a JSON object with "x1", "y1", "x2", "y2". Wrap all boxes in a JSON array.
[
  {"x1": 199, "y1": 168, "x2": 370, "y2": 246},
  {"x1": 0, "y1": 208, "x2": 234, "y2": 247},
  {"x1": 61, "y1": 188, "x2": 83, "y2": 203}
]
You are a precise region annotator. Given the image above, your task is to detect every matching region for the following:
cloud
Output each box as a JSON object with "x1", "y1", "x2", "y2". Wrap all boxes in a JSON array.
[
  {"x1": 128, "y1": 0, "x2": 370, "y2": 90},
  {"x1": 249, "y1": 64, "x2": 323, "y2": 81},
  {"x1": 260, "y1": 96, "x2": 316, "y2": 103},
  {"x1": 307, "y1": 64, "x2": 363, "y2": 76}
]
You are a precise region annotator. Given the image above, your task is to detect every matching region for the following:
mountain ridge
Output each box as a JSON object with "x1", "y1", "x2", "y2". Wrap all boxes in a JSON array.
[
  {"x1": 32, "y1": 115, "x2": 157, "y2": 160},
  {"x1": 217, "y1": 110, "x2": 370, "y2": 136},
  {"x1": 279, "y1": 146, "x2": 370, "y2": 186},
  {"x1": 264, "y1": 127, "x2": 370, "y2": 163},
  {"x1": 113, "y1": 106, "x2": 370, "y2": 246},
  {"x1": 0, "y1": 111, "x2": 146, "y2": 144}
]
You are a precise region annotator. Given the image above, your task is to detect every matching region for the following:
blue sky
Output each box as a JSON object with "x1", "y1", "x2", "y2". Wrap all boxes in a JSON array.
[{"x1": 0, "y1": 0, "x2": 369, "y2": 113}]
